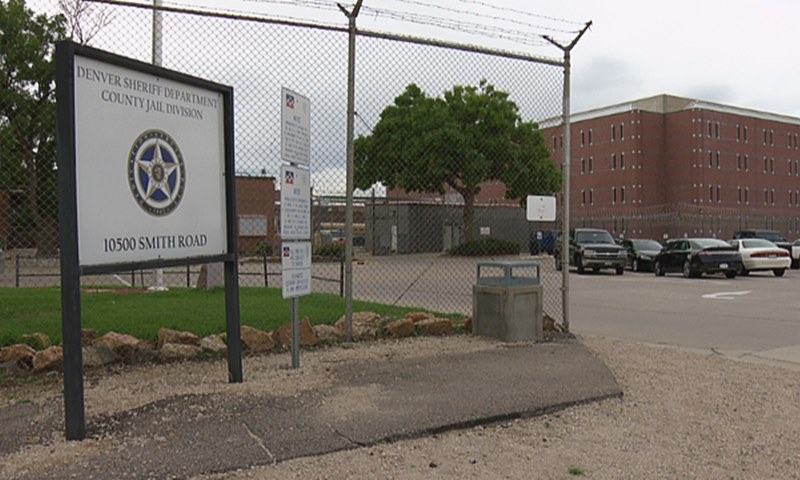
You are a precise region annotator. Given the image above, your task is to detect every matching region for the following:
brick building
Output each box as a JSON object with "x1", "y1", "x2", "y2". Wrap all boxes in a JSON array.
[
  {"x1": 235, "y1": 176, "x2": 277, "y2": 256},
  {"x1": 544, "y1": 94, "x2": 800, "y2": 241}
]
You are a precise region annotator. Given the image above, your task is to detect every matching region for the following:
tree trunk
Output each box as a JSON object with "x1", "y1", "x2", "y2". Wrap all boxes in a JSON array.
[{"x1": 462, "y1": 190, "x2": 476, "y2": 243}]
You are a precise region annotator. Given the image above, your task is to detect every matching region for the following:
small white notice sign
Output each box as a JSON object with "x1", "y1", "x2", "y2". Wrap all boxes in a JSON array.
[
  {"x1": 280, "y1": 165, "x2": 311, "y2": 240},
  {"x1": 281, "y1": 87, "x2": 310, "y2": 166},
  {"x1": 281, "y1": 241, "x2": 312, "y2": 298},
  {"x1": 526, "y1": 195, "x2": 557, "y2": 222}
]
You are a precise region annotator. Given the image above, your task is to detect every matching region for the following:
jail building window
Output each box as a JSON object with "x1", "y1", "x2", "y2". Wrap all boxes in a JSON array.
[
  {"x1": 737, "y1": 124, "x2": 741, "y2": 141},
  {"x1": 612, "y1": 153, "x2": 616, "y2": 170},
  {"x1": 716, "y1": 122, "x2": 720, "y2": 139},
  {"x1": 744, "y1": 126, "x2": 748, "y2": 142},
  {"x1": 611, "y1": 124, "x2": 616, "y2": 141}
]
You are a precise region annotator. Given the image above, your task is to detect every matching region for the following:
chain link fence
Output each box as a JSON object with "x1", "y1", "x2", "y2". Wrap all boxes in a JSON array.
[{"x1": 4, "y1": 0, "x2": 567, "y2": 326}]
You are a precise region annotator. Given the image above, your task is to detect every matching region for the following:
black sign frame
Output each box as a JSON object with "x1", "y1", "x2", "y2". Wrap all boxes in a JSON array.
[{"x1": 55, "y1": 41, "x2": 243, "y2": 440}]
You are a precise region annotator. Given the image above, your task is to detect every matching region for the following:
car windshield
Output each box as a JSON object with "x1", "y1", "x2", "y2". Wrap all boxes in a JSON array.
[
  {"x1": 742, "y1": 239, "x2": 777, "y2": 249},
  {"x1": 632, "y1": 239, "x2": 662, "y2": 250},
  {"x1": 692, "y1": 239, "x2": 730, "y2": 248},
  {"x1": 575, "y1": 231, "x2": 615, "y2": 244}
]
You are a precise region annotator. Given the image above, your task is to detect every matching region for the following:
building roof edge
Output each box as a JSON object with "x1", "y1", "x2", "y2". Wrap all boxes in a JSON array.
[{"x1": 539, "y1": 94, "x2": 800, "y2": 128}]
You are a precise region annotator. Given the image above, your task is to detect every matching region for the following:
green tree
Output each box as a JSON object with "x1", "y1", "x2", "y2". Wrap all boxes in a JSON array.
[
  {"x1": 0, "y1": 0, "x2": 66, "y2": 252},
  {"x1": 354, "y1": 81, "x2": 559, "y2": 242}
]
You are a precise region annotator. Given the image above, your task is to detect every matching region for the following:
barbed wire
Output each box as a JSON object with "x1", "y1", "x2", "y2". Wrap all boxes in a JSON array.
[
  {"x1": 387, "y1": 0, "x2": 582, "y2": 34},
  {"x1": 453, "y1": 0, "x2": 586, "y2": 26},
  {"x1": 358, "y1": 6, "x2": 563, "y2": 47},
  {"x1": 176, "y1": 0, "x2": 576, "y2": 49}
]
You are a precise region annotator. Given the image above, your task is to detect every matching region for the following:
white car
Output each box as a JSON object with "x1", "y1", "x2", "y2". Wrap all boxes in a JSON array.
[
  {"x1": 792, "y1": 239, "x2": 800, "y2": 269},
  {"x1": 729, "y1": 239, "x2": 791, "y2": 277}
]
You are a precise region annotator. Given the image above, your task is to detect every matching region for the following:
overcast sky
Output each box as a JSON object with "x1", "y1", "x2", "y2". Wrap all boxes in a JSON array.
[{"x1": 176, "y1": 0, "x2": 800, "y2": 117}]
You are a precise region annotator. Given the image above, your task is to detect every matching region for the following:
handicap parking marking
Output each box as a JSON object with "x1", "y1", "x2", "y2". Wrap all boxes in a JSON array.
[{"x1": 702, "y1": 290, "x2": 752, "y2": 300}]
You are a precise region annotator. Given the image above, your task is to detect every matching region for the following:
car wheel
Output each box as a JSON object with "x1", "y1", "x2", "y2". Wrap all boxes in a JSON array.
[
  {"x1": 654, "y1": 260, "x2": 665, "y2": 277},
  {"x1": 682, "y1": 260, "x2": 698, "y2": 278},
  {"x1": 724, "y1": 271, "x2": 736, "y2": 279},
  {"x1": 632, "y1": 259, "x2": 640, "y2": 272},
  {"x1": 576, "y1": 255, "x2": 585, "y2": 274},
  {"x1": 616, "y1": 267, "x2": 624, "y2": 275},
  {"x1": 774, "y1": 268, "x2": 786, "y2": 277},
  {"x1": 738, "y1": 266, "x2": 750, "y2": 276},
  {"x1": 792, "y1": 258, "x2": 799, "y2": 269}
]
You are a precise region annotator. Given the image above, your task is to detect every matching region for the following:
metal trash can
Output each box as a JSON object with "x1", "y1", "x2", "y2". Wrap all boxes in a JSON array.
[{"x1": 472, "y1": 260, "x2": 543, "y2": 342}]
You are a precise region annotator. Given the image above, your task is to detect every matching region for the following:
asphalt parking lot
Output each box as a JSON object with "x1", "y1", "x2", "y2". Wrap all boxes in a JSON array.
[{"x1": 567, "y1": 264, "x2": 800, "y2": 363}]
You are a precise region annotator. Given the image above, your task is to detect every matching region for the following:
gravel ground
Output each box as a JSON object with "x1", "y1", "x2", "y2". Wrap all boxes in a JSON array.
[
  {"x1": 3, "y1": 335, "x2": 800, "y2": 479},
  {"x1": 197, "y1": 336, "x2": 800, "y2": 480}
]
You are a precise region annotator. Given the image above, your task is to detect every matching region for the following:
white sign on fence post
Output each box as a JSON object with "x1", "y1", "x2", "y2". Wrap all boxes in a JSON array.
[
  {"x1": 279, "y1": 87, "x2": 311, "y2": 369},
  {"x1": 281, "y1": 241, "x2": 312, "y2": 298},
  {"x1": 280, "y1": 87, "x2": 310, "y2": 167},
  {"x1": 526, "y1": 195, "x2": 557, "y2": 222}
]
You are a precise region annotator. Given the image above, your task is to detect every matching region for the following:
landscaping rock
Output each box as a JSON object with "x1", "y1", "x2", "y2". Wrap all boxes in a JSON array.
[
  {"x1": 81, "y1": 329, "x2": 97, "y2": 347},
  {"x1": 82, "y1": 345, "x2": 119, "y2": 368},
  {"x1": 0, "y1": 344, "x2": 36, "y2": 367},
  {"x1": 94, "y1": 332, "x2": 144, "y2": 361},
  {"x1": 21, "y1": 332, "x2": 51, "y2": 350},
  {"x1": 240, "y1": 326, "x2": 275, "y2": 353},
  {"x1": 32, "y1": 346, "x2": 63, "y2": 371},
  {"x1": 200, "y1": 335, "x2": 227, "y2": 355},
  {"x1": 313, "y1": 325, "x2": 342, "y2": 344},
  {"x1": 405, "y1": 312, "x2": 436, "y2": 323},
  {"x1": 335, "y1": 311, "x2": 381, "y2": 340},
  {"x1": 157, "y1": 328, "x2": 200, "y2": 349},
  {"x1": 0, "y1": 360, "x2": 28, "y2": 376},
  {"x1": 543, "y1": 314, "x2": 563, "y2": 332},
  {"x1": 273, "y1": 317, "x2": 318, "y2": 349},
  {"x1": 158, "y1": 343, "x2": 201, "y2": 361},
  {"x1": 415, "y1": 318, "x2": 453, "y2": 337},
  {"x1": 385, "y1": 318, "x2": 416, "y2": 338},
  {"x1": 132, "y1": 348, "x2": 159, "y2": 364}
]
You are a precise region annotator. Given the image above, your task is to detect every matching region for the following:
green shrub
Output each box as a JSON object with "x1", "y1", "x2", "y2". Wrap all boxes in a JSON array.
[
  {"x1": 257, "y1": 241, "x2": 273, "y2": 257},
  {"x1": 448, "y1": 237, "x2": 520, "y2": 256},
  {"x1": 314, "y1": 242, "x2": 344, "y2": 258}
]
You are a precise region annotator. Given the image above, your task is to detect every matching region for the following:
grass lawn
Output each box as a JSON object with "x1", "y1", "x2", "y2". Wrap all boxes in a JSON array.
[{"x1": 0, "y1": 287, "x2": 461, "y2": 347}]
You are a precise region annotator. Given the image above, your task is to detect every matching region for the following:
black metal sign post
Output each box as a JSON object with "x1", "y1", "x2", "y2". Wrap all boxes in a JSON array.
[{"x1": 55, "y1": 41, "x2": 242, "y2": 440}]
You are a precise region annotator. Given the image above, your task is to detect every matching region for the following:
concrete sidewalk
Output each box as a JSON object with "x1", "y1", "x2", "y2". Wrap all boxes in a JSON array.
[{"x1": 3, "y1": 339, "x2": 621, "y2": 480}]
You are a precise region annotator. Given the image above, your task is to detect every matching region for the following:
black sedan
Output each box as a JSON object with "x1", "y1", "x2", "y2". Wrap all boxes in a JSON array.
[
  {"x1": 620, "y1": 238, "x2": 662, "y2": 272},
  {"x1": 654, "y1": 238, "x2": 742, "y2": 278}
]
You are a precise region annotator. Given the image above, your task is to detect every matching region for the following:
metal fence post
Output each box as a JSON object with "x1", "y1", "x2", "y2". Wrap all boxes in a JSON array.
[
  {"x1": 544, "y1": 21, "x2": 592, "y2": 333},
  {"x1": 338, "y1": 0, "x2": 363, "y2": 342}
]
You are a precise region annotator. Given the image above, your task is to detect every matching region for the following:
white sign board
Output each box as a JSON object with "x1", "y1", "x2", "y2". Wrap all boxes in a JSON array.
[
  {"x1": 526, "y1": 195, "x2": 557, "y2": 222},
  {"x1": 281, "y1": 241, "x2": 312, "y2": 298},
  {"x1": 280, "y1": 87, "x2": 310, "y2": 166},
  {"x1": 73, "y1": 55, "x2": 227, "y2": 267},
  {"x1": 280, "y1": 165, "x2": 311, "y2": 240}
]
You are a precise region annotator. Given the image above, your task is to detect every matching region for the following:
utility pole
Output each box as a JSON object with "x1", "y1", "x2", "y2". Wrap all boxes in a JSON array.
[{"x1": 543, "y1": 21, "x2": 592, "y2": 334}]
